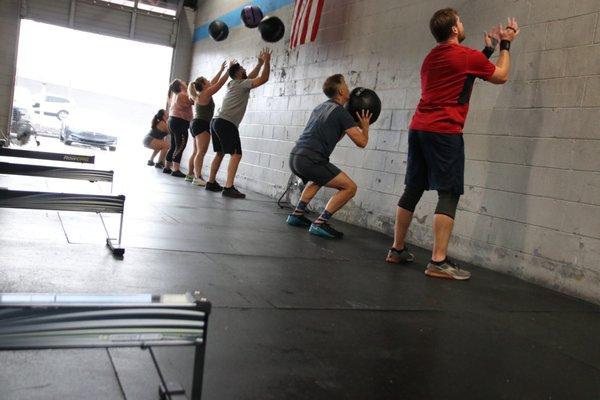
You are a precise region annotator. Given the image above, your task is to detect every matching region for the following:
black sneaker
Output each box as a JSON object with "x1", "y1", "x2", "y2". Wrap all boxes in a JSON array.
[
  {"x1": 171, "y1": 170, "x2": 186, "y2": 178},
  {"x1": 147, "y1": 160, "x2": 155, "y2": 166},
  {"x1": 205, "y1": 181, "x2": 223, "y2": 192},
  {"x1": 385, "y1": 246, "x2": 415, "y2": 264},
  {"x1": 222, "y1": 186, "x2": 246, "y2": 199},
  {"x1": 309, "y1": 222, "x2": 344, "y2": 238},
  {"x1": 154, "y1": 162, "x2": 164, "y2": 169},
  {"x1": 425, "y1": 259, "x2": 471, "y2": 280},
  {"x1": 162, "y1": 167, "x2": 172, "y2": 174},
  {"x1": 286, "y1": 213, "x2": 312, "y2": 228}
]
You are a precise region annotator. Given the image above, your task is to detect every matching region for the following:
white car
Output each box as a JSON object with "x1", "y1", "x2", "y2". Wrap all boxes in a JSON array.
[{"x1": 32, "y1": 94, "x2": 74, "y2": 120}]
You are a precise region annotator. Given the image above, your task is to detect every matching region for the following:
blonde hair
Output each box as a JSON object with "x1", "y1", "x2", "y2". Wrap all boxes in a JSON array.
[{"x1": 188, "y1": 77, "x2": 205, "y2": 99}]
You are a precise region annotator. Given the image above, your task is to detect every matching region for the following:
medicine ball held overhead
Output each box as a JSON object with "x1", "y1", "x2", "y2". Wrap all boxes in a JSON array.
[
  {"x1": 208, "y1": 20, "x2": 229, "y2": 41},
  {"x1": 241, "y1": 5, "x2": 264, "y2": 28},
  {"x1": 345, "y1": 87, "x2": 382, "y2": 124},
  {"x1": 258, "y1": 16, "x2": 285, "y2": 42}
]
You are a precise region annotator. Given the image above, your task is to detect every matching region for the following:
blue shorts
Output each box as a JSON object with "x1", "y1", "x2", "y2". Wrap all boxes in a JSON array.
[{"x1": 404, "y1": 130, "x2": 465, "y2": 195}]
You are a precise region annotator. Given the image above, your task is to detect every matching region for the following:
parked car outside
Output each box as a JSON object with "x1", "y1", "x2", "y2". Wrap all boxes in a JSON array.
[
  {"x1": 60, "y1": 117, "x2": 117, "y2": 151},
  {"x1": 32, "y1": 94, "x2": 75, "y2": 120}
]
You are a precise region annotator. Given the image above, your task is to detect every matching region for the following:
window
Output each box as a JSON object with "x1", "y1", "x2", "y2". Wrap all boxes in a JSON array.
[
  {"x1": 96, "y1": 0, "x2": 179, "y2": 17},
  {"x1": 105, "y1": 0, "x2": 136, "y2": 7},
  {"x1": 137, "y1": 0, "x2": 178, "y2": 16},
  {"x1": 46, "y1": 96, "x2": 69, "y2": 103}
]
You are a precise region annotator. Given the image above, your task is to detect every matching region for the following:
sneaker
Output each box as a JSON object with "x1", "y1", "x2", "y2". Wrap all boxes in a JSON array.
[
  {"x1": 385, "y1": 247, "x2": 415, "y2": 264},
  {"x1": 308, "y1": 222, "x2": 343, "y2": 239},
  {"x1": 184, "y1": 174, "x2": 194, "y2": 182},
  {"x1": 205, "y1": 181, "x2": 223, "y2": 192},
  {"x1": 171, "y1": 170, "x2": 186, "y2": 178},
  {"x1": 155, "y1": 162, "x2": 164, "y2": 169},
  {"x1": 147, "y1": 160, "x2": 155, "y2": 166},
  {"x1": 193, "y1": 177, "x2": 207, "y2": 187},
  {"x1": 222, "y1": 186, "x2": 246, "y2": 199},
  {"x1": 425, "y1": 259, "x2": 471, "y2": 281},
  {"x1": 162, "y1": 167, "x2": 172, "y2": 174},
  {"x1": 286, "y1": 214, "x2": 312, "y2": 228}
]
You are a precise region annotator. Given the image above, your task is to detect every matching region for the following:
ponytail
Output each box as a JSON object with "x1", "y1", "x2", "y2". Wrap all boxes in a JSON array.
[
  {"x1": 188, "y1": 77, "x2": 204, "y2": 100},
  {"x1": 167, "y1": 79, "x2": 181, "y2": 106},
  {"x1": 151, "y1": 109, "x2": 166, "y2": 130},
  {"x1": 188, "y1": 81, "x2": 197, "y2": 99}
]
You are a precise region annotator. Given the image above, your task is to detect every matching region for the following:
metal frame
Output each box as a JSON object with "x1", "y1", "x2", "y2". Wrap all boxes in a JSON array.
[
  {"x1": 0, "y1": 291, "x2": 211, "y2": 400},
  {"x1": 0, "y1": 147, "x2": 95, "y2": 164},
  {"x1": 0, "y1": 188, "x2": 125, "y2": 256}
]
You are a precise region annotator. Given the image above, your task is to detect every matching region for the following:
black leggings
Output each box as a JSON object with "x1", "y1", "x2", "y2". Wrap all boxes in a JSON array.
[{"x1": 166, "y1": 117, "x2": 189, "y2": 164}]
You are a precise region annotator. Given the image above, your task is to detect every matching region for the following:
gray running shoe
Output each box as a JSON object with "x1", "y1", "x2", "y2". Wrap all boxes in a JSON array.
[
  {"x1": 385, "y1": 247, "x2": 415, "y2": 264},
  {"x1": 425, "y1": 259, "x2": 471, "y2": 280}
]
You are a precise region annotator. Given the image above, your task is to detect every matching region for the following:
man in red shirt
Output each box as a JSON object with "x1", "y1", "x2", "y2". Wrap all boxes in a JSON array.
[{"x1": 385, "y1": 8, "x2": 520, "y2": 280}]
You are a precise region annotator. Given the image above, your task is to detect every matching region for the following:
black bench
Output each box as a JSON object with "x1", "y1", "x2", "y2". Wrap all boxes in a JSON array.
[
  {"x1": 0, "y1": 188, "x2": 126, "y2": 256},
  {"x1": 0, "y1": 161, "x2": 113, "y2": 183},
  {"x1": 0, "y1": 147, "x2": 95, "y2": 164},
  {"x1": 0, "y1": 291, "x2": 211, "y2": 400}
]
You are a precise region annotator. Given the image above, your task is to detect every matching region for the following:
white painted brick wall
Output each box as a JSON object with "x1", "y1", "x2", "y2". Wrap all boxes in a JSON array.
[{"x1": 190, "y1": 0, "x2": 600, "y2": 304}]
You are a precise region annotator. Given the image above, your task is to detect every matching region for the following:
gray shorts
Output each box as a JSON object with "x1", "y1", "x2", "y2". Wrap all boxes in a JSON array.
[
  {"x1": 142, "y1": 135, "x2": 154, "y2": 148},
  {"x1": 289, "y1": 151, "x2": 341, "y2": 187}
]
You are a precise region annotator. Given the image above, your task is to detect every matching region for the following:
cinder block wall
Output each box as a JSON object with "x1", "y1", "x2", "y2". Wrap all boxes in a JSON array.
[
  {"x1": 190, "y1": 0, "x2": 600, "y2": 304},
  {"x1": 0, "y1": 0, "x2": 21, "y2": 140}
]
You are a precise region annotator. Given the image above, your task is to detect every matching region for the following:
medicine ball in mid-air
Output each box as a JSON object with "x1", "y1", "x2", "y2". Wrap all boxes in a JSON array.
[
  {"x1": 345, "y1": 87, "x2": 382, "y2": 124},
  {"x1": 241, "y1": 5, "x2": 264, "y2": 28},
  {"x1": 208, "y1": 20, "x2": 229, "y2": 41},
  {"x1": 258, "y1": 16, "x2": 285, "y2": 42}
]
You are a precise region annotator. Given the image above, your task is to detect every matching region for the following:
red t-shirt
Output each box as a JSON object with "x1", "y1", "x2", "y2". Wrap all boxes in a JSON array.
[{"x1": 409, "y1": 43, "x2": 496, "y2": 134}]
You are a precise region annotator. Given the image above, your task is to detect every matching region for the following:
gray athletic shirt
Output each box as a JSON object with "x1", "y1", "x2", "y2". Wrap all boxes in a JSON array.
[
  {"x1": 214, "y1": 79, "x2": 253, "y2": 127},
  {"x1": 293, "y1": 100, "x2": 357, "y2": 159}
]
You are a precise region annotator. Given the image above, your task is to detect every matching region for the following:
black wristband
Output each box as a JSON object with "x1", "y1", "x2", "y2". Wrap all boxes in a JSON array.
[
  {"x1": 482, "y1": 46, "x2": 494, "y2": 58},
  {"x1": 500, "y1": 40, "x2": 511, "y2": 51}
]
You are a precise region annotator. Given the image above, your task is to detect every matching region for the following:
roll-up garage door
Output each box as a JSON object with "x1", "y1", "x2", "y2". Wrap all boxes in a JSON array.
[{"x1": 20, "y1": 0, "x2": 178, "y2": 47}]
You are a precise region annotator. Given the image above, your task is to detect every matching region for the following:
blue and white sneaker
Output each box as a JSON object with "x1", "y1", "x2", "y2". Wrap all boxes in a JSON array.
[
  {"x1": 308, "y1": 222, "x2": 343, "y2": 239},
  {"x1": 286, "y1": 214, "x2": 312, "y2": 228}
]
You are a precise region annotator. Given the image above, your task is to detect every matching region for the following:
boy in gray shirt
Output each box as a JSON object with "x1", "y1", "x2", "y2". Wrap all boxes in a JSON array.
[
  {"x1": 206, "y1": 48, "x2": 272, "y2": 198},
  {"x1": 287, "y1": 74, "x2": 371, "y2": 238}
]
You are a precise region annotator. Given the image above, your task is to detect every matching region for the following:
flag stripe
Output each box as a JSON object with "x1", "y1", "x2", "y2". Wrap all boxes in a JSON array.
[
  {"x1": 290, "y1": 0, "x2": 324, "y2": 49},
  {"x1": 292, "y1": 0, "x2": 309, "y2": 48},
  {"x1": 296, "y1": 0, "x2": 310, "y2": 47},
  {"x1": 290, "y1": 0, "x2": 304, "y2": 48},
  {"x1": 299, "y1": 0, "x2": 313, "y2": 45},
  {"x1": 310, "y1": 0, "x2": 325, "y2": 41}
]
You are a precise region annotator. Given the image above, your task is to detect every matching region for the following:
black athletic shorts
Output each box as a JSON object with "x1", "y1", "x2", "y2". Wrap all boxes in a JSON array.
[
  {"x1": 210, "y1": 118, "x2": 242, "y2": 154},
  {"x1": 289, "y1": 148, "x2": 342, "y2": 187},
  {"x1": 190, "y1": 118, "x2": 210, "y2": 137},
  {"x1": 405, "y1": 129, "x2": 465, "y2": 195}
]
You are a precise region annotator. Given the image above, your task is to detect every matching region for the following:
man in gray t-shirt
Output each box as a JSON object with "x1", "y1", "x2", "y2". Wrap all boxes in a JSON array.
[
  {"x1": 287, "y1": 74, "x2": 372, "y2": 239},
  {"x1": 215, "y1": 79, "x2": 253, "y2": 127},
  {"x1": 207, "y1": 48, "x2": 272, "y2": 199}
]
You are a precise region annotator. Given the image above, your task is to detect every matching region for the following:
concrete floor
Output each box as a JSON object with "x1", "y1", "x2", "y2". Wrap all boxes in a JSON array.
[{"x1": 0, "y1": 147, "x2": 599, "y2": 399}]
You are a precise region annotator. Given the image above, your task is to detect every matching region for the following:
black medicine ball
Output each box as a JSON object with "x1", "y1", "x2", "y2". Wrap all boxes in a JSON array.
[
  {"x1": 258, "y1": 16, "x2": 285, "y2": 43},
  {"x1": 345, "y1": 87, "x2": 382, "y2": 124},
  {"x1": 241, "y1": 5, "x2": 264, "y2": 28},
  {"x1": 209, "y1": 20, "x2": 229, "y2": 41}
]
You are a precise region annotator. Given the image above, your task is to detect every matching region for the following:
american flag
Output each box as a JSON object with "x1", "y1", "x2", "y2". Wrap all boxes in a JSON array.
[{"x1": 290, "y1": 0, "x2": 325, "y2": 49}]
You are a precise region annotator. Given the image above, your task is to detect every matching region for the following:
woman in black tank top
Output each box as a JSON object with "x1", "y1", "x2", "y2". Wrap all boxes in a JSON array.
[
  {"x1": 185, "y1": 61, "x2": 232, "y2": 186},
  {"x1": 143, "y1": 109, "x2": 170, "y2": 168}
]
